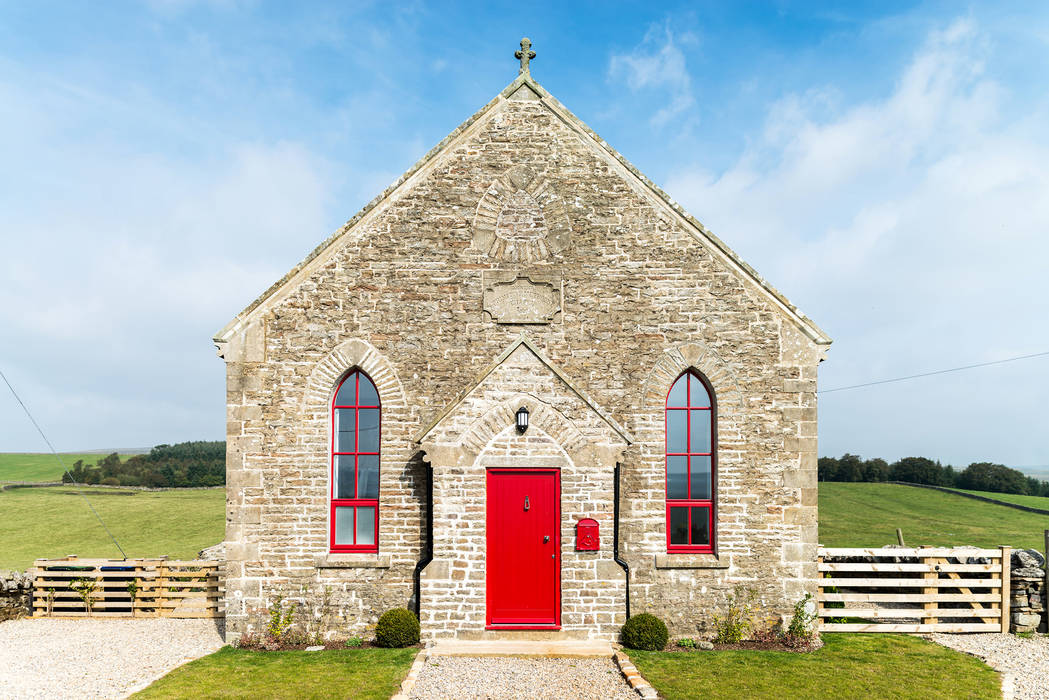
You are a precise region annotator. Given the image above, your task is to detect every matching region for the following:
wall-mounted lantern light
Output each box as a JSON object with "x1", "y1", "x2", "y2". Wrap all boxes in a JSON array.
[{"x1": 516, "y1": 406, "x2": 529, "y2": 434}]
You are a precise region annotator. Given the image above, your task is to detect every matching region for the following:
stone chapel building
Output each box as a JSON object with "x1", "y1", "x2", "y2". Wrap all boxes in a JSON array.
[{"x1": 214, "y1": 40, "x2": 831, "y2": 642}]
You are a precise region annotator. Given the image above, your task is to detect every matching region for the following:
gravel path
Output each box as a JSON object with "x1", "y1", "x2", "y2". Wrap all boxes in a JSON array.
[
  {"x1": 929, "y1": 633, "x2": 1049, "y2": 699},
  {"x1": 0, "y1": 618, "x2": 225, "y2": 699},
  {"x1": 408, "y1": 656, "x2": 638, "y2": 700}
]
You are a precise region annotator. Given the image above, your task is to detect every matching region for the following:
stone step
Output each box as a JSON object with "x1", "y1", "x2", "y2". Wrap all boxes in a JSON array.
[
  {"x1": 428, "y1": 639, "x2": 614, "y2": 658},
  {"x1": 452, "y1": 629, "x2": 593, "y2": 642}
]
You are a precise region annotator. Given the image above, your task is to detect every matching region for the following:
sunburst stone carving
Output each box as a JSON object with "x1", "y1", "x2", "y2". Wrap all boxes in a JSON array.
[
  {"x1": 495, "y1": 190, "x2": 547, "y2": 242},
  {"x1": 472, "y1": 165, "x2": 570, "y2": 262}
]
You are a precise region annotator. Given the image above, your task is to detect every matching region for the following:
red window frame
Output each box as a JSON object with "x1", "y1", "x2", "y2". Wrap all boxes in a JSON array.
[
  {"x1": 330, "y1": 370, "x2": 380, "y2": 553},
  {"x1": 665, "y1": 370, "x2": 716, "y2": 553}
]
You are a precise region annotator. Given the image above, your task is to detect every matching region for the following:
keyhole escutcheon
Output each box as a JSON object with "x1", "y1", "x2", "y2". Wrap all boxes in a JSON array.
[{"x1": 524, "y1": 495, "x2": 530, "y2": 511}]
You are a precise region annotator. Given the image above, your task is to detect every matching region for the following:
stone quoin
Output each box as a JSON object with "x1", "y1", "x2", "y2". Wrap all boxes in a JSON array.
[{"x1": 214, "y1": 38, "x2": 832, "y2": 642}]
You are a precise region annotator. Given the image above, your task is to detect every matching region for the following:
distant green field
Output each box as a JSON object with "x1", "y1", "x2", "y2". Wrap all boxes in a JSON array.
[
  {"x1": 819, "y1": 482, "x2": 1049, "y2": 551},
  {"x1": 0, "y1": 453, "x2": 134, "y2": 483},
  {"x1": 3, "y1": 479, "x2": 1045, "y2": 573},
  {"x1": 0, "y1": 486, "x2": 224, "y2": 570},
  {"x1": 956, "y1": 488, "x2": 1049, "y2": 510}
]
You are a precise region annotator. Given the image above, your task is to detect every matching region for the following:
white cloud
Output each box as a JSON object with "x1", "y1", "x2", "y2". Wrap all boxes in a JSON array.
[
  {"x1": 1, "y1": 141, "x2": 332, "y2": 336},
  {"x1": 0, "y1": 6, "x2": 431, "y2": 452},
  {"x1": 664, "y1": 19, "x2": 1049, "y2": 466},
  {"x1": 609, "y1": 23, "x2": 697, "y2": 128},
  {"x1": 0, "y1": 70, "x2": 336, "y2": 450}
]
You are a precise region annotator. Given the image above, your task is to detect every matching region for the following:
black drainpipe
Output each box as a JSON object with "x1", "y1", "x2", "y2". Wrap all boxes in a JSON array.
[
  {"x1": 412, "y1": 462, "x2": 433, "y2": 618},
  {"x1": 613, "y1": 463, "x2": 630, "y2": 620}
]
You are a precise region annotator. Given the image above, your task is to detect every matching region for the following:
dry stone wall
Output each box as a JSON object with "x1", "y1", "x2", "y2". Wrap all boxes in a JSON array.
[
  {"x1": 0, "y1": 571, "x2": 31, "y2": 622},
  {"x1": 1011, "y1": 549, "x2": 1047, "y2": 633},
  {"x1": 219, "y1": 79, "x2": 826, "y2": 641}
]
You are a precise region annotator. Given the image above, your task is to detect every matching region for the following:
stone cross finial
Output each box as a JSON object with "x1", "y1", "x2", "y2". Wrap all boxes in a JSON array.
[{"x1": 515, "y1": 37, "x2": 536, "y2": 75}]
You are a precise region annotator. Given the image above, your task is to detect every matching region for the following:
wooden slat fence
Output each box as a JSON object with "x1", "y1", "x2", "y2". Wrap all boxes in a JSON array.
[
  {"x1": 818, "y1": 546, "x2": 1010, "y2": 633},
  {"x1": 32, "y1": 556, "x2": 223, "y2": 619}
]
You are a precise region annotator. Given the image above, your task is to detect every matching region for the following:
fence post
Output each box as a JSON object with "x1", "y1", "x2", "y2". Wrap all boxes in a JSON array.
[
  {"x1": 1000, "y1": 545, "x2": 1011, "y2": 634},
  {"x1": 921, "y1": 547, "x2": 937, "y2": 629},
  {"x1": 31, "y1": 560, "x2": 43, "y2": 618},
  {"x1": 156, "y1": 561, "x2": 168, "y2": 619},
  {"x1": 816, "y1": 548, "x2": 824, "y2": 630}
]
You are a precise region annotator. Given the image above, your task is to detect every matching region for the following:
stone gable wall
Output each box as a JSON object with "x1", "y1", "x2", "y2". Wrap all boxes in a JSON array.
[{"x1": 221, "y1": 92, "x2": 824, "y2": 641}]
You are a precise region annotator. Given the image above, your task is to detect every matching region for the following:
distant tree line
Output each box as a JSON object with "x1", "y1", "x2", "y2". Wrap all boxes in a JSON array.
[
  {"x1": 62, "y1": 441, "x2": 225, "y2": 488},
  {"x1": 819, "y1": 454, "x2": 1049, "y2": 498}
]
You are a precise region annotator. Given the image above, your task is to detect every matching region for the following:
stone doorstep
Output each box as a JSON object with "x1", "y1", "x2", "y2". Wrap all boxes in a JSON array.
[{"x1": 427, "y1": 639, "x2": 615, "y2": 658}]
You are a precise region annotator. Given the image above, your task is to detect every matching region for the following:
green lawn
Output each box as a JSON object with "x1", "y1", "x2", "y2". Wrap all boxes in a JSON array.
[
  {"x1": 133, "y1": 647, "x2": 417, "y2": 700},
  {"x1": 818, "y1": 482, "x2": 1049, "y2": 550},
  {"x1": 0, "y1": 452, "x2": 134, "y2": 483},
  {"x1": 956, "y1": 488, "x2": 1049, "y2": 510},
  {"x1": 0, "y1": 486, "x2": 224, "y2": 570},
  {"x1": 628, "y1": 633, "x2": 999, "y2": 700}
]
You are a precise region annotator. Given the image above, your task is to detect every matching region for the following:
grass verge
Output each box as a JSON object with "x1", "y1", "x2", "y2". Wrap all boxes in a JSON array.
[
  {"x1": 0, "y1": 486, "x2": 224, "y2": 570},
  {"x1": 132, "y1": 647, "x2": 418, "y2": 700},
  {"x1": 627, "y1": 633, "x2": 999, "y2": 700},
  {"x1": 818, "y1": 482, "x2": 1049, "y2": 550}
]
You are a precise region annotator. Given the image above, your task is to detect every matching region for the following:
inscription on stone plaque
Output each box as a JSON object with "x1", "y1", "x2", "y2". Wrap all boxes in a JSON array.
[{"x1": 482, "y1": 272, "x2": 562, "y2": 324}]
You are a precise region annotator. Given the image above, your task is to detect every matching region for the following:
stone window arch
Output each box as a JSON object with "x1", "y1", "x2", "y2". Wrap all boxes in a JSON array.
[
  {"x1": 330, "y1": 369, "x2": 381, "y2": 552},
  {"x1": 665, "y1": 370, "x2": 716, "y2": 553}
]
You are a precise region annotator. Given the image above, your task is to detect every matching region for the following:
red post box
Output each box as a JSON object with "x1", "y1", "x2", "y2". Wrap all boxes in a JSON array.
[{"x1": 576, "y1": 518, "x2": 599, "y2": 551}]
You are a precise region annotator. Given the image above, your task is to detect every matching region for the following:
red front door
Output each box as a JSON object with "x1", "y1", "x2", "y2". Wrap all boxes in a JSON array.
[{"x1": 486, "y1": 469, "x2": 560, "y2": 628}]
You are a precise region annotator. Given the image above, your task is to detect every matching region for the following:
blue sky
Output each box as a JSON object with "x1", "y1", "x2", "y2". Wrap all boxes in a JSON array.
[{"x1": 2, "y1": 1, "x2": 1048, "y2": 469}]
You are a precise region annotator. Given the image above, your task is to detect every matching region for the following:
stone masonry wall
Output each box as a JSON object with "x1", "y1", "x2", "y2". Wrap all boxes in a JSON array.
[
  {"x1": 220, "y1": 82, "x2": 826, "y2": 641},
  {"x1": 223, "y1": 339, "x2": 424, "y2": 640},
  {"x1": 0, "y1": 571, "x2": 32, "y2": 622},
  {"x1": 1011, "y1": 549, "x2": 1047, "y2": 633}
]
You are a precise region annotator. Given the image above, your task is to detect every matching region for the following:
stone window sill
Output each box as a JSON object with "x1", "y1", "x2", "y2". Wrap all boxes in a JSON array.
[
  {"x1": 315, "y1": 554, "x2": 391, "y2": 569},
  {"x1": 654, "y1": 554, "x2": 729, "y2": 570}
]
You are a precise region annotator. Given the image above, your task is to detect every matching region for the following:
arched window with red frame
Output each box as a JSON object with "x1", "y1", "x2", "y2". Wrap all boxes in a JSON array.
[
  {"x1": 331, "y1": 370, "x2": 380, "y2": 553},
  {"x1": 666, "y1": 370, "x2": 715, "y2": 553}
]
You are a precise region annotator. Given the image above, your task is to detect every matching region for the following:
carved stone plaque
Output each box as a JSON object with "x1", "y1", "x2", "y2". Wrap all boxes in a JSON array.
[{"x1": 482, "y1": 271, "x2": 562, "y2": 324}]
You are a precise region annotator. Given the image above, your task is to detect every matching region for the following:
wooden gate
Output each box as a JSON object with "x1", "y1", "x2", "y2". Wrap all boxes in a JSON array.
[
  {"x1": 32, "y1": 556, "x2": 223, "y2": 618},
  {"x1": 817, "y1": 546, "x2": 1010, "y2": 633}
]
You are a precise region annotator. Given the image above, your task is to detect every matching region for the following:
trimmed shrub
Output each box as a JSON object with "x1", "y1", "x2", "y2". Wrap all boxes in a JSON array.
[
  {"x1": 620, "y1": 613, "x2": 668, "y2": 651},
  {"x1": 374, "y1": 608, "x2": 420, "y2": 648}
]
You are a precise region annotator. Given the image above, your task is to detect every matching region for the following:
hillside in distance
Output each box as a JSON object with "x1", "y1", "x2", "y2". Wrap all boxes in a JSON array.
[{"x1": 818, "y1": 482, "x2": 1049, "y2": 551}]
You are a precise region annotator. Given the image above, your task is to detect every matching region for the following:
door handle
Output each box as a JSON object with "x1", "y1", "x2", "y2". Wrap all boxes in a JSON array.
[
  {"x1": 524, "y1": 496, "x2": 530, "y2": 511},
  {"x1": 543, "y1": 535, "x2": 550, "y2": 543}
]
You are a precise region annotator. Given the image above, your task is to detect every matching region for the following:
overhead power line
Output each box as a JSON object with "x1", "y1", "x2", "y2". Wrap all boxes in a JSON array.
[
  {"x1": 819, "y1": 350, "x2": 1049, "y2": 394},
  {"x1": 0, "y1": 367, "x2": 127, "y2": 559}
]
